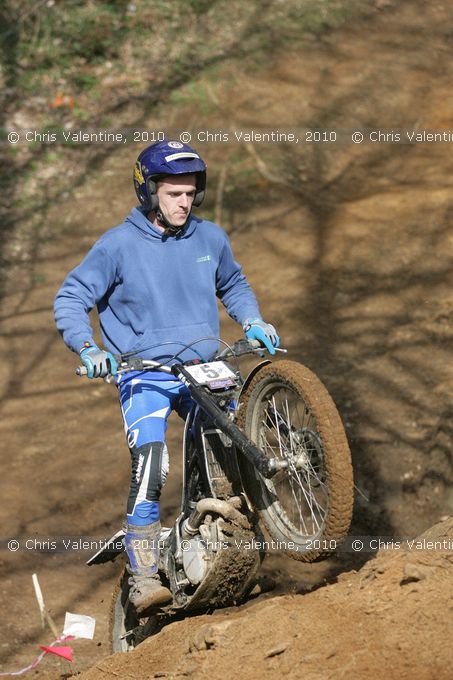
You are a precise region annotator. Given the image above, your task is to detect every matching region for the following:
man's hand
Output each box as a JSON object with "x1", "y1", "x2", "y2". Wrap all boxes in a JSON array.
[
  {"x1": 80, "y1": 345, "x2": 118, "y2": 378},
  {"x1": 243, "y1": 319, "x2": 280, "y2": 355}
]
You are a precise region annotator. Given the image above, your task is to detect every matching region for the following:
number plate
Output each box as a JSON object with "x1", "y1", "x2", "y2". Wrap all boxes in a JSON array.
[{"x1": 185, "y1": 361, "x2": 236, "y2": 385}]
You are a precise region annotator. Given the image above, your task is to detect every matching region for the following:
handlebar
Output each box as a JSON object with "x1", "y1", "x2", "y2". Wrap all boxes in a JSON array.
[
  {"x1": 75, "y1": 357, "x2": 171, "y2": 377},
  {"x1": 75, "y1": 338, "x2": 282, "y2": 377}
]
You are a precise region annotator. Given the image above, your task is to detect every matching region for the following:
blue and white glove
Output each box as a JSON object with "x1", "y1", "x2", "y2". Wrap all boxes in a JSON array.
[
  {"x1": 80, "y1": 345, "x2": 118, "y2": 378},
  {"x1": 243, "y1": 318, "x2": 280, "y2": 355}
]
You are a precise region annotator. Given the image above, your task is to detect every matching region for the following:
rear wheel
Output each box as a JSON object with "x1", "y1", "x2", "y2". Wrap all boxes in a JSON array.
[
  {"x1": 109, "y1": 564, "x2": 158, "y2": 652},
  {"x1": 237, "y1": 360, "x2": 353, "y2": 561}
]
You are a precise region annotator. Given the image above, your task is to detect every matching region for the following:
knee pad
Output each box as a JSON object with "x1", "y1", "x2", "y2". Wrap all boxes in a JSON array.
[{"x1": 127, "y1": 442, "x2": 169, "y2": 523}]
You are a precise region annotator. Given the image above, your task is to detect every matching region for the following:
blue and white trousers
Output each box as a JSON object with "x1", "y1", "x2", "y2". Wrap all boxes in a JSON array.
[{"x1": 116, "y1": 372, "x2": 192, "y2": 527}]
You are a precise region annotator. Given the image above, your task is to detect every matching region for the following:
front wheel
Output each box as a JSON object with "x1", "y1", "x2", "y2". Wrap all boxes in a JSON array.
[{"x1": 237, "y1": 360, "x2": 353, "y2": 562}]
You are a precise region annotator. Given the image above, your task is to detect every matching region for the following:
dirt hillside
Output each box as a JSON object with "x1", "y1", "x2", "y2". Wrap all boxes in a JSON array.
[
  {"x1": 79, "y1": 520, "x2": 453, "y2": 680},
  {"x1": 1, "y1": 1, "x2": 453, "y2": 678}
]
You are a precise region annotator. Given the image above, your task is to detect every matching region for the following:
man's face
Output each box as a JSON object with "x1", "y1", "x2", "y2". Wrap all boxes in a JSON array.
[{"x1": 155, "y1": 174, "x2": 196, "y2": 227}]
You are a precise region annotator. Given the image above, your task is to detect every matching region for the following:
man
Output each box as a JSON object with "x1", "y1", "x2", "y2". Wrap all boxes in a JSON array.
[{"x1": 54, "y1": 140, "x2": 279, "y2": 612}]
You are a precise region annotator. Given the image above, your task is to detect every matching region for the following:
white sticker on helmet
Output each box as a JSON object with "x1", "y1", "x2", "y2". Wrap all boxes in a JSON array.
[
  {"x1": 164, "y1": 152, "x2": 200, "y2": 162},
  {"x1": 168, "y1": 141, "x2": 184, "y2": 149}
]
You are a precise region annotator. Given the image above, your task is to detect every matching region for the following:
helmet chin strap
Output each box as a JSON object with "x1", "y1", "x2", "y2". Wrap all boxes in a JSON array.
[{"x1": 156, "y1": 208, "x2": 189, "y2": 236}]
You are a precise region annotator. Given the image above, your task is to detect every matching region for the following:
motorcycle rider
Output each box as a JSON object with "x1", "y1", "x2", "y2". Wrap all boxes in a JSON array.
[{"x1": 54, "y1": 140, "x2": 280, "y2": 613}]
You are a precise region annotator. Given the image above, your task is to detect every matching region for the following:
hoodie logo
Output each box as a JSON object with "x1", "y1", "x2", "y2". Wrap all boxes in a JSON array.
[{"x1": 197, "y1": 255, "x2": 211, "y2": 263}]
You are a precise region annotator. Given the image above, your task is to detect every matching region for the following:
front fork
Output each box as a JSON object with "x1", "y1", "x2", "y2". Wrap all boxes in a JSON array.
[{"x1": 173, "y1": 363, "x2": 291, "y2": 479}]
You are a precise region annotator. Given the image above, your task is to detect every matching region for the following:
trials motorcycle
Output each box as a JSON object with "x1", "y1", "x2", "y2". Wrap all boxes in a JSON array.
[{"x1": 81, "y1": 338, "x2": 354, "y2": 652}]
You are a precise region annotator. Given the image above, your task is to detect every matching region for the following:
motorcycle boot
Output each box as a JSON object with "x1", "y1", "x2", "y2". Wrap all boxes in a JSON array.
[{"x1": 125, "y1": 521, "x2": 172, "y2": 613}]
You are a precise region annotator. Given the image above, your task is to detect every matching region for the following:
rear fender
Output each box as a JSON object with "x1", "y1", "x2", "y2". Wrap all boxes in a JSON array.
[{"x1": 86, "y1": 529, "x2": 125, "y2": 566}]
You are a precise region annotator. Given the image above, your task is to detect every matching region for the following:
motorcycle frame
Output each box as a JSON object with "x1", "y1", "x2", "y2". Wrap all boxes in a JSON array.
[{"x1": 171, "y1": 361, "x2": 281, "y2": 479}]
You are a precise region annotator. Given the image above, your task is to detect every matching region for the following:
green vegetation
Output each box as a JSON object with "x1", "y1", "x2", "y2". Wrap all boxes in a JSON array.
[
  {"x1": 0, "y1": 0, "x2": 375, "y2": 291},
  {"x1": 1, "y1": 0, "x2": 370, "y2": 98}
]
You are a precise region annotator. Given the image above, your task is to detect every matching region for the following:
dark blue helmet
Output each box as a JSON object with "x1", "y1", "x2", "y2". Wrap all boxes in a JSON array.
[{"x1": 133, "y1": 140, "x2": 207, "y2": 212}]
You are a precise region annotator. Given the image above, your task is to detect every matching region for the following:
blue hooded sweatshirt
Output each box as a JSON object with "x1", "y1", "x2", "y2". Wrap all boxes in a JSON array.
[{"x1": 54, "y1": 207, "x2": 261, "y2": 364}]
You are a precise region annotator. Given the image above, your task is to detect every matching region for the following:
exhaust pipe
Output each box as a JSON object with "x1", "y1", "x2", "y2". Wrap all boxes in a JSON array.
[{"x1": 181, "y1": 496, "x2": 248, "y2": 538}]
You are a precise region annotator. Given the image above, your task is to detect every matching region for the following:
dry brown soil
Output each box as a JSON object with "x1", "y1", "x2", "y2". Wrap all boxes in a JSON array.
[{"x1": 1, "y1": 1, "x2": 453, "y2": 678}]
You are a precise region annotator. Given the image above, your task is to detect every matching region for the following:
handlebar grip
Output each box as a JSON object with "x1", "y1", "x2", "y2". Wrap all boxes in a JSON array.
[
  {"x1": 76, "y1": 365, "x2": 88, "y2": 376},
  {"x1": 248, "y1": 339, "x2": 261, "y2": 349}
]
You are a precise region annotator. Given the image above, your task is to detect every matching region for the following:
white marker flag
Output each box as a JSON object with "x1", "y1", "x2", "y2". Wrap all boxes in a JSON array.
[{"x1": 62, "y1": 612, "x2": 96, "y2": 640}]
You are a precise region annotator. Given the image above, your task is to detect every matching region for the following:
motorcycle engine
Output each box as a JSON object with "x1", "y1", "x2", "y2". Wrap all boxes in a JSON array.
[{"x1": 182, "y1": 535, "x2": 210, "y2": 585}]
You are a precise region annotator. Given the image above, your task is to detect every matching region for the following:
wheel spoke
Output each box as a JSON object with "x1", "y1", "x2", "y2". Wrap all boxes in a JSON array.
[{"x1": 251, "y1": 384, "x2": 328, "y2": 539}]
